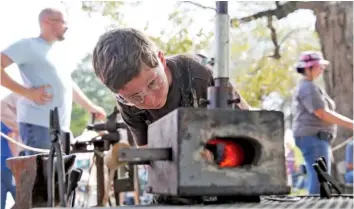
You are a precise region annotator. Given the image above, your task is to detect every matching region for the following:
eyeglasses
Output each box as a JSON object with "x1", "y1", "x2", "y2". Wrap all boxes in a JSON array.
[
  {"x1": 116, "y1": 75, "x2": 164, "y2": 105},
  {"x1": 49, "y1": 18, "x2": 66, "y2": 24}
]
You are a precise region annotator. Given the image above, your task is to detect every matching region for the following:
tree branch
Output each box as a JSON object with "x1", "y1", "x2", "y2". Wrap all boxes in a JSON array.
[
  {"x1": 267, "y1": 16, "x2": 280, "y2": 59},
  {"x1": 230, "y1": 1, "x2": 323, "y2": 59},
  {"x1": 231, "y1": 1, "x2": 322, "y2": 27},
  {"x1": 183, "y1": 1, "x2": 216, "y2": 11}
]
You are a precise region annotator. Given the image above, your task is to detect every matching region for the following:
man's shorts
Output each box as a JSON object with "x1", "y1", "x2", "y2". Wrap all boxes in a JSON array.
[{"x1": 19, "y1": 123, "x2": 52, "y2": 156}]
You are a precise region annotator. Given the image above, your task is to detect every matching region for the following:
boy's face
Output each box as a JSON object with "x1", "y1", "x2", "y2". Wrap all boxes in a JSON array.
[{"x1": 117, "y1": 51, "x2": 170, "y2": 110}]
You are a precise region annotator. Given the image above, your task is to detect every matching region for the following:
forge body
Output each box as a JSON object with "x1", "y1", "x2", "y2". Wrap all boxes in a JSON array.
[{"x1": 146, "y1": 107, "x2": 290, "y2": 196}]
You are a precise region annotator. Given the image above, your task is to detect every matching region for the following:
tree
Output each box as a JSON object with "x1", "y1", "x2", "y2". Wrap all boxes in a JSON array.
[
  {"x1": 149, "y1": 9, "x2": 213, "y2": 55},
  {"x1": 229, "y1": 19, "x2": 320, "y2": 108},
  {"x1": 70, "y1": 54, "x2": 117, "y2": 136},
  {"x1": 81, "y1": 1, "x2": 213, "y2": 56},
  {"x1": 183, "y1": 1, "x2": 321, "y2": 110}
]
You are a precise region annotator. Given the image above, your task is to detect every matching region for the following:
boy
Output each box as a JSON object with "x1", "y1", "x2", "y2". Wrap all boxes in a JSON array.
[{"x1": 92, "y1": 28, "x2": 251, "y2": 147}]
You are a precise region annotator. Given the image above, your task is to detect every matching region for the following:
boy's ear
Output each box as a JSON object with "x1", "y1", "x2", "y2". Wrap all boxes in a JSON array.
[{"x1": 157, "y1": 51, "x2": 166, "y2": 69}]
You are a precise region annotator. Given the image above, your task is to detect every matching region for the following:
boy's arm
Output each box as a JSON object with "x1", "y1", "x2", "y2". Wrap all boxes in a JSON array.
[{"x1": 118, "y1": 104, "x2": 148, "y2": 147}]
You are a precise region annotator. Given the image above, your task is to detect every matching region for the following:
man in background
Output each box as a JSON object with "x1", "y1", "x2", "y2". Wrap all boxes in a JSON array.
[{"x1": 0, "y1": 8, "x2": 106, "y2": 155}]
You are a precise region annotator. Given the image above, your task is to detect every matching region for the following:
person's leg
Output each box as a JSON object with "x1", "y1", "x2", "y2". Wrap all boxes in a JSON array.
[
  {"x1": 1, "y1": 157, "x2": 16, "y2": 209},
  {"x1": 126, "y1": 196, "x2": 135, "y2": 205},
  {"x1": 295, "y1": 136, "x2": 330, "y2": 195},
  {"x1": 295, "y1": 175, "x2": 304, "y2": 189},
  {"x1": 291, "y1": 172, "x2": 298, "y2": 188},
  {"x1": 345, "y1": 170, "x2": 353, "y2": 183},
  {"x1": 1, "y1": 180, "x2": 7, "y2": 209},
  {"x1": 19, "y1": 123, "x2": 51, "y2": 155}
]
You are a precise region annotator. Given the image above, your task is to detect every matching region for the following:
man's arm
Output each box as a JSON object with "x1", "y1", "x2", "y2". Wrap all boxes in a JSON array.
[
  {"x1": 1, "y1": 40, "x2": 52, "y2": 104},
  {"x1": 1, "y1": 53, "x2": 31, "y2": 97},
  {"x1": 72, "y1": 80, "x2": 106, "y2": 120}
]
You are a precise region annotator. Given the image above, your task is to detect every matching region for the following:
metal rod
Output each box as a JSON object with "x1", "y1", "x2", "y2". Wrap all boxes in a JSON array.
[
  {"x1": 118, "y1": 147, "x2": 172, "y2": 162},
  {"x1": 47, "y1": 147, "x2": 55, "y2": 207},
  {"x1": 95, "y1": 150, "x2": 105, "y2": 206},
  {"x1": 55, "y1": 143, "x2": 67, "y2": 207}
]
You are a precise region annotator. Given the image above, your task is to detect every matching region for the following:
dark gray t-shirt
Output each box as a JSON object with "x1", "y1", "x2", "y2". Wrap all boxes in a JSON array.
[{"x1": 291, "y1": 79, "x2": 337, "y2": 137}]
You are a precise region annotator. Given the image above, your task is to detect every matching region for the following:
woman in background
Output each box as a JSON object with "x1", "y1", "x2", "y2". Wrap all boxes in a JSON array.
[{"x1": 291, "y1": 51, "x2": 353, "y2": 194}]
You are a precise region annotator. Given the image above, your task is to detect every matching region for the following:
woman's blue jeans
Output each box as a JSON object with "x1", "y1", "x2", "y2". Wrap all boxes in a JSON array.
[
  {"x1": 294, "y1": 135, "x2": 331, "y2": 195},
  {"x1": 1, "y1": 157, "x2": 16, "y2": 209}
]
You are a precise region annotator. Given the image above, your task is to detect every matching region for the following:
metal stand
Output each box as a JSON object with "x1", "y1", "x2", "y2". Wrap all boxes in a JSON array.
[
  {"x1": 47, "y1": 107, "x2": 67, "y2": 207},
  {"x1": 71, "y1": 107, "x2": 137, "y2": 206}
]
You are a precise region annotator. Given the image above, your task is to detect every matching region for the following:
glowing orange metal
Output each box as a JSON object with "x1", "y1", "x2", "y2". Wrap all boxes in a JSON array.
[{"x1": 207, "y1": 139, "x2": 245, "y2": 168}]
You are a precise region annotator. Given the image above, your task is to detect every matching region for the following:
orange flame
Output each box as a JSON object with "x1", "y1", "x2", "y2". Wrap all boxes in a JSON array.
[{"x1": 207, "y1": 139, "x2": 245, "y2": 168}]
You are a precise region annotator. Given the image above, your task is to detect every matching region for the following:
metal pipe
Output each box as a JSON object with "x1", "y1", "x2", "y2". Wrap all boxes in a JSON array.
[
  {"x1": 214, "y1": 1, "x2": 230, "y2": 79},
  {"x1": 207, "y1": 1, "x2": 234, "y2": 109},
  {"x1": 96, "y1": 150, "x2": 105, "y2": 206},
  {"x1": 47, "y1": 147, "x2": 55, "y2": 207}
]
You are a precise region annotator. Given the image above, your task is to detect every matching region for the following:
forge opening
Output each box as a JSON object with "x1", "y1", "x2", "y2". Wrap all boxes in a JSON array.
[{"x1": 202, "y1": 136, "x2": 262, "y2": 168}]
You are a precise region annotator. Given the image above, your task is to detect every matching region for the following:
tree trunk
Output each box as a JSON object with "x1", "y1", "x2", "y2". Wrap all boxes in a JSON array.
[{"x1": 315, "y1": 2, "x2": 353, "y2": 166}]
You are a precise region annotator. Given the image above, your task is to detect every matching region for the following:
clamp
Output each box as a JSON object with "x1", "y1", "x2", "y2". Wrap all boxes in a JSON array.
[{"x1": 313, "y1": 156, "x2": 342, "y2": 198}]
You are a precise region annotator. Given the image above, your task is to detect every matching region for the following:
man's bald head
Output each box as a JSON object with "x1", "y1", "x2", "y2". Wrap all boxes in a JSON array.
[
  {"x1": 38, "y1": 8, "x2": 67, "y2": 42},
  {"x1": 38, "y1": 8, "x2": 62, "y2": 24}
]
